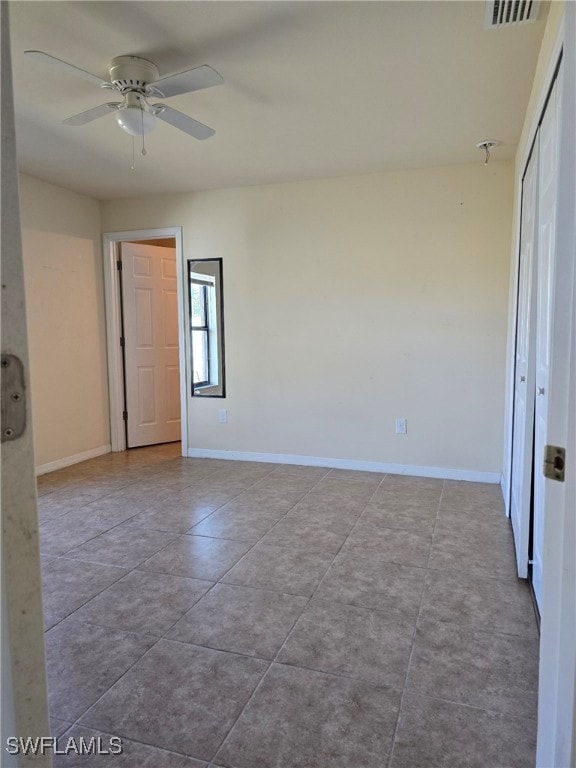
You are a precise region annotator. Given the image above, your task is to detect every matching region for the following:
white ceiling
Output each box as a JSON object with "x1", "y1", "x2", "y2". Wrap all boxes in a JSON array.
[{"x1": 9, "y1": 1, "x2": 547, "y2": 201}]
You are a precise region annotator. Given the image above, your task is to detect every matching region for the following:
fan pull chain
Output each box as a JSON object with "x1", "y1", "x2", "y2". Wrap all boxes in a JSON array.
[{"x1": 131, "y1": 135, "x2": 136, "y2": 170}]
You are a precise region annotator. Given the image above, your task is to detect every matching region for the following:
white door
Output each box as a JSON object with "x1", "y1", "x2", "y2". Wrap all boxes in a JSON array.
[
  {"x1": 532, "y1": 74, "x2": 561, "y2": 609},
  {"x1": 510, "y1": 141, "x2": 539, "y2": 578},
  {"x1": 121, "y1": 242, "x2": 181, "y2": 447}
]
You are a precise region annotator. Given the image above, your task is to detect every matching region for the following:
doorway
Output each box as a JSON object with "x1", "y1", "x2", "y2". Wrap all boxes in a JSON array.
[{"x1": 102, "y1": 227, "x2": 188, "y2": 454}]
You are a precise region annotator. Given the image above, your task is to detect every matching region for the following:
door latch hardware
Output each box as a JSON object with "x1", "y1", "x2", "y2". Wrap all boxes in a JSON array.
[
  {"x1": 543, "y1": 445, "x2": 566, "y2": 482},
  {"x1": 1, "y1": 354, "x2": 26, "y2": 442}
]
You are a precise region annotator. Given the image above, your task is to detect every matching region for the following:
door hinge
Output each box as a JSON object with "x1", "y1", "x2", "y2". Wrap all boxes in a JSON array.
[
  {"x1": 116, "y1": 258, "x2": 122, "y2": 271},
  {"x1": 543, "y1": 445, "x2": 565, "y2": 482},
  {"x1": 120, "y1": 336, "x2": 125, "y2": 348},
  {"x1": 122, "y1": 410, "x2": 128, "y2": 422},
  {"x1": 1, "y1": 354, "x2": 27, "y2": 442}
]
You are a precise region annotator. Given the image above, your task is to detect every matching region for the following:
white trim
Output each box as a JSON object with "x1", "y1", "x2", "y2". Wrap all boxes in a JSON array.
[
  {"x1": 103, "y1": 235, "x2": 126, "y2": 452},
  {"x1": 502, "y1": 18, "x2": 565, "y2": 515},
  {"x1": 102, "y1": 227, "x2": 188, "y2": 456},
  {"x1": 35, "y1": 444, "x2": 111, "y2": 476},
  {"x1": 536, "y1": 2, "x2": 576, "y2": 764},
  {"x1": 186, "y1": 448, "x2": 502, "y2": 484},
  {"x1": 517, "y1": 23, "x2": 564, "y2": 178}
]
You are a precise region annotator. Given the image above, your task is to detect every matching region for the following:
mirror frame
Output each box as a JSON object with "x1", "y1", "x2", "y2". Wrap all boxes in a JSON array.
[{"x1": 188, "y1": 257, "x2": 226, "y2": 398}]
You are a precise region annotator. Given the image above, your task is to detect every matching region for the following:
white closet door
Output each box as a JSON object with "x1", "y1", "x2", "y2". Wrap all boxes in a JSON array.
[
  {"x1": 533, "y1": 74, "x2": 561, "y2": 609},
  {"x1": 121, "y1": 242, "x2": 181, "y2": 448},
  {"x1": 510, "y1": 141, "x2": 539, "y2": 578}
]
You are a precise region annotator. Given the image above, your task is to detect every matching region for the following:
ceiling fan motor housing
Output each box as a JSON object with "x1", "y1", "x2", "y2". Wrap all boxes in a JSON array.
[{"x1": 109, "y1": 56, "x2": 160, "y2": 91}]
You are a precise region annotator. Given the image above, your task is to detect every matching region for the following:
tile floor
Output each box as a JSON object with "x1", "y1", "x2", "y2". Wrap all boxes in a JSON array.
[{"x1": 38, "y1": 444, "x2": 539, "y2": 768}]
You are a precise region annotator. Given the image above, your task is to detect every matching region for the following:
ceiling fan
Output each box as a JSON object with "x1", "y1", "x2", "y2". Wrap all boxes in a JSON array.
[{"x1": 25, "y1": 51, "x2": 223, "y2": 140}]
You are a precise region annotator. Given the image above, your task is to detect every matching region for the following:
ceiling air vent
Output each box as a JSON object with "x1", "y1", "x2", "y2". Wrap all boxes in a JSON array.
[{"x1": 485, "y1": 0, "x2": 540, "y2": 27}]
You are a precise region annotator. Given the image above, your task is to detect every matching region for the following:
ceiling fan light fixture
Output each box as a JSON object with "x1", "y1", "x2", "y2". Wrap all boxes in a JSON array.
[
  {"x1": 26, "y1": 51, "x2": 220, "y2": 143},
  {"x1": 115, "y1": 106, "x2": 156, "y2": 136}
]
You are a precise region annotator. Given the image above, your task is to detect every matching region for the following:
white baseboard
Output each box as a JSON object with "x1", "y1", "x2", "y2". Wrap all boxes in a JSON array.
[
  {"x1": 186, "y1": 448, "x2": 502, "y2": 484},
  {"x1": 36, "y1": 445, "x2": 112, "y2": 476},
  {"x1": 500, "y1": 473, "x2": 510, "y2": 515}
]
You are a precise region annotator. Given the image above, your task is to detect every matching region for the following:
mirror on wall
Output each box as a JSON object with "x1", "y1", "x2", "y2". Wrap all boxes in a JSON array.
[{"x1": 188, "y1": 258, "x2": 225, "y2": 397}]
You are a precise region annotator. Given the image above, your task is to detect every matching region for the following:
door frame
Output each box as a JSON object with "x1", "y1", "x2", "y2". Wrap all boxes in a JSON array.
[
  {"x1": 501, "y1": 10, "x2": 576, "y2": 763},
  {"x1": 502, "y1": 22, "x2": 564, "y2": 515},
  {"x1": 102, "y1": 227, "x2": 188, "y2": 454},
  {"x1": 509, "y1": 142, "x2": 539, "y2": 579},
  {"x1": 536, "y1": 2, "x2": 576, "y2": 763},
  {"x1": 504, "y1": 30, "x2": 563, "y2": 591}
]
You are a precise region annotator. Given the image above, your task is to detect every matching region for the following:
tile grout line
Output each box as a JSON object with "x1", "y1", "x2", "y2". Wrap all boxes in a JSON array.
[
  {"x1": 268, "y1": 471, "x2": 390, "y2": 663},
  {"x1": 37, "y1": 451, "x2": 205, "y2": 510},
  {"x1": 52, "y1": 452, "x2": 283, "y2": 753},
  {"x1": 204, "y1": 471, "x2": 385, "y2": 765},
  {"x1": 211, "y1": 474, "x2": 394, "y2": 764},
  {"x1": 43, "y1": 564, "x2": 129, "y2": 634},
  {"x1": 40, "y1": 446, "x2": 273, "y2": 520},
  {"x1": 205, "y1": 657, "x2": 274, "y2": 765},
  {"x1": 41, "y1": 455, "x2": 332, "y2": 758},
  {"x1": 55, "y1": 636, "x2": 165, "y2": 741},
  {"x1": 45, "y1": 465, "x2": 291, "y2": 635},
  {"x1": 385, "y1": 478, "x2": 446, "y2": 768},
  {"x1": 44, "y1": 453, "x2": 251, "y2": 758},
  {"x1": 251, "y1": 473, "x2": 422, "y2": 673},
  {"x1": 390, "y1": 689, "x2": 540, "y2": 722},
  {"x1": 41, "y1": 460, "x2": 197, "y2": 733},
  {"x1": 143, "y1": 474, "x2": 532, "y2": 680},
  {"x1": 43, "y1": 453, "x2": 533, "y2": 766},
  {"x1": 46, "y1": 459, "x2": 283, "y2": 565},
  {"x1": 53, "y1": 722, "x2": 208, "y2": 764},
  {"x1": 40, "y1": 456, "x2": 256, "y2": 618},
  {"x1": 46, "y1": 464, "x2": 330, "y2": 639},
  {"x1": 157, "y1": 467, "x2": 335, "y2": 640},
  {"x1": 54, "y1": 636, "x2": 538, "y2": 765},
  {"x1": 40, "y1": 491, "x2": 187, "y2": 558},
  {"x1": 208, "y1": 468, "x2": 339, "y2": 586}
]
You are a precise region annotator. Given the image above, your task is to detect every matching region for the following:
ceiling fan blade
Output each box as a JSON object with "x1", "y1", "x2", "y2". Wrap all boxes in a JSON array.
[
  {"x1": 63, "y1": 103, "x2": 122, "y2": 126},
  {"x1": 150, "y1": 65, "x2": 223, "y2": 98},
  {"x1": 25, "y1": 50, "x2": 108, "y2": 88},
  {"x1": 153, "y1": 105, "x2": 215, "y2": 139}
]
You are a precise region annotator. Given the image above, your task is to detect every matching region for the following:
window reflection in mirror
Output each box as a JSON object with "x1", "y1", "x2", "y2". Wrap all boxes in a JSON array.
[{"x1": 188, "y1": 258, "x2": 225, "y2": 397}]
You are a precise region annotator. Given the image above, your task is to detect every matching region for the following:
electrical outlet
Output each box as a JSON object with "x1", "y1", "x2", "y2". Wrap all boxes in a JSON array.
[
  {"x1": 218, "y1": 409, "x2": 228, "y2": 423},
  {"x1": 395, "y1": 418, "x2": 407, "y2": 435}
]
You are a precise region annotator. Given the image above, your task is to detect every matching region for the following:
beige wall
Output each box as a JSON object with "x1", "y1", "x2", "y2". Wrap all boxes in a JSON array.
[
  {"x1": 19, "y1": 173, "x2": 110, "y2": 468},
  {"x1": 103, "y1": 162, "x2": 514, "y2": 476}
]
